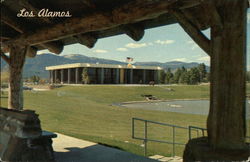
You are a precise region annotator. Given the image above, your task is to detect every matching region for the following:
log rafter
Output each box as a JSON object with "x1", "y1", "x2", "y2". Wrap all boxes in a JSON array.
[
  {"x1": 17, "y1": 0, "x2": 52, "y2": 24},
  {"x1": 123, "y1": 24, "x2": 145, "y2": 41},
  {"x1": 171, "y1": 9, "x2": 211, "y2": 56},
  {"x1": 74, "y1": 34, "x2": 97, "y2": 48},
  {"x1": 1, "y1": 6, "x2": 63, "y2": 55},
  {"x1": 3, "y1": 0, "x2": 203, "y2": 48}
]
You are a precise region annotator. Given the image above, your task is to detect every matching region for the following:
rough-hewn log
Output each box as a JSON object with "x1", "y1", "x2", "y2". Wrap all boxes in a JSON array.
[
  {"x1": 17, "y1": 0, "x2": 52, "y2": 24},
  {"x1": 123, "y1": 25, "x2": 145, "y2": 41},
  {"x1": 8, "y1": 46, "x2": 27, "y2": 110},
  {"x1": 40, "y1": 41, "x2": 64, "y2": 54},
  {"x1": 80, "y1": 0, "x2": 96, "y2": 8},
  {"x1": 75, "y1": 34, "x2": 97, "y2": 48},
  {"x1": 207, "y1": 0, "x2": 248, "y2": 150},
  {"x1": 0, "y1": 51, "x2": 11, "y2": 65},
  {"x1": 1, "y1": 7, "x2": 63, "y2": 54},
  {"x1": 3, "y1": 0, "x2": 203, "y2": 47},
  {"x1": 26, "y1": 46, "x2": 38, "y2": 58},
  {"x1": 172, "y1": 9, "x2": 211, "y2": 55}
]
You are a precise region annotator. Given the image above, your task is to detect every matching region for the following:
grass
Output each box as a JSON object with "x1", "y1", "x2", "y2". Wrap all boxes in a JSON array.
[{"x1": 0, "y1": 84, "x2": 249, "y2": 157}]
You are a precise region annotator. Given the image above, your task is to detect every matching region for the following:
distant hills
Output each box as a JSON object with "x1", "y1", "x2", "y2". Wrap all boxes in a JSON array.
[{"x1": 1, "y1": 53, "x2": 209, "y2": 78}]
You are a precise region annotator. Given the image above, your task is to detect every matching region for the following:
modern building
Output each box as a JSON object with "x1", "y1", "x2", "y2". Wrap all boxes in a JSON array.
[{"x1": 46, "y1": 63, "x2": 162, "y2": 84}]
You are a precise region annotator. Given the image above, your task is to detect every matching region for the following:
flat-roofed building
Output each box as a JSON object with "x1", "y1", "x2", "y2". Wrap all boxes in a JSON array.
[{"x1": 46, "y1": 63, "x2": 162, "y2": 84}]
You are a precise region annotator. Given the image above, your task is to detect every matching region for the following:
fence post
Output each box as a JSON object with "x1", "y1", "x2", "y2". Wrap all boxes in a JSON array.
[
  {"x1": 172, "y1": 126, "x2": 175, "y2": 157},
  {"x1": 132, "y1": 118, "x2": 134, "y2": 138},
  {"x1": 144, "y1": 121, "x2": 148, "y2": 156}
]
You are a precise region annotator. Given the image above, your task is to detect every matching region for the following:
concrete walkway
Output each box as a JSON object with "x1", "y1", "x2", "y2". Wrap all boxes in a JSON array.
[{"x1": 53, "y1": 133, "x2": 157, "y2": 162}]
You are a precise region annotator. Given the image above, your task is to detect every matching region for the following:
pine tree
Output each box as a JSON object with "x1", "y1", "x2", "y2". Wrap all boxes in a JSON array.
[
  {"x1": 82, "y1": 68, "x2": 89, "y2": 84},
  {"x1": 165, "y1": 68, "x2": 174, "y2": 84},
  {"x1": 159, "y1": 70, "x2": 166, "y2": 84},
  {"x1": 198, "y1": 63, "x2": 207, "y2": 82}
]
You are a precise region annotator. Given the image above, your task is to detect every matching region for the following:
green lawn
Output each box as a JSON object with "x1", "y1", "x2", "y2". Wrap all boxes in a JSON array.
[{"x1": 0, "y1": 84, "x2": 249, "y2": 157}]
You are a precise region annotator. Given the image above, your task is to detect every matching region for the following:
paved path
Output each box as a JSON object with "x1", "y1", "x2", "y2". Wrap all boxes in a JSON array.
[{"x1": 53, "y1": 133, "x2": 157, "y2": 162}]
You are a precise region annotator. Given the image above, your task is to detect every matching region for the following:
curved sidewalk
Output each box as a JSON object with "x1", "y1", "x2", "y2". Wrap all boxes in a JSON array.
[{"x1": 53, "y1": 133, "x2": 157, "y2": 162}]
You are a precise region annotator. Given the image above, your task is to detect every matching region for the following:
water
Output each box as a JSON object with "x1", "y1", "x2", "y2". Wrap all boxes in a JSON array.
[{"x1": 121, "y1": 100, "x2": 250, "y2": 119}]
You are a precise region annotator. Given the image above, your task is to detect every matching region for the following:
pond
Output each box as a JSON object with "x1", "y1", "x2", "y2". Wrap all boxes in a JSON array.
[{"x1": 121, "y1": 100, "x2": 250, "y2": 119}]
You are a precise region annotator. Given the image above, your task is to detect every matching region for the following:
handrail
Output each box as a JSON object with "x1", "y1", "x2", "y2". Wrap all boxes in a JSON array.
[{"x1": 132, "y1": 117, "x2": 191, "y2": 157}]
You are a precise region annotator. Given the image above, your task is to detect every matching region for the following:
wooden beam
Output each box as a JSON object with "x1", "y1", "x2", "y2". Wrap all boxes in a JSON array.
[
  {"x1": 40, "y1": 41, "x2": 64, "y2": 54},
  {"x1": 172, "y1": 9, "x2": 211, "y2": 55},
  {"x1": 1, "y1": 6, "x2": 63, "y2": 54},
  {"x1": 204, "y1": 1, "x2": 223, "y2": 29},
  {"x1": 80, "y1": 0, "x2": 96, "y2": 8},
  {"x1": 3, "y1": 0, "x2": 202, "y2": 47},
  {"x1": 75, "y1": 34, "x2": 97, "y2": 48},
  {"x1": 26, "y1": 46, "x2": 37, "y2": 58},
  {"x1": 8, "y1": 45, "x2": 26, "y2": 110},
  {"x1": 123, "y1": 25, "x2": 145, "y2": 41},
  {"x1": 0, "y1": 51, "x2": 11, "y2": 65},
  {"x1": 17, "y1": 0, "x2": 52, "y2": 24}
]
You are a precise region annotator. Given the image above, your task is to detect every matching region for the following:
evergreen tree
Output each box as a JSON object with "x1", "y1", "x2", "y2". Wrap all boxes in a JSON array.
[
  {"x1": 198, "y1": 63, "x2": 207, "y2": 82},
  {"x1": 173, "y1": 68, "x2": 182, "y2": 83},
  {"x1": 188, "y1": 67, "x2": 200, "y2": 84},
  {"x1": 82, "y1": 68, "x2": 90, "y2": 84},
  {"x1": 165, "y1": 68, "x2": 174, "y2": 84},
  {"x1": 159, "y1": 70, "x2": 166, "y2": 84}
]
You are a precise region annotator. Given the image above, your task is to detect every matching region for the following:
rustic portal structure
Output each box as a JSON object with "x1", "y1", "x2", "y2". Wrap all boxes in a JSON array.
[
  {"x1": 46, "y1": 63, "x2": 161, "y2": 84},
  {"x1": 1, "y1": 0, "x2": 249, "y2": 161}
]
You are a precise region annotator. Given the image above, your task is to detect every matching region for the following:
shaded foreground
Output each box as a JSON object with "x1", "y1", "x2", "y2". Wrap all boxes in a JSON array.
[{"x1": 1, "y1": 85, "x2": 249, "y2": 156}]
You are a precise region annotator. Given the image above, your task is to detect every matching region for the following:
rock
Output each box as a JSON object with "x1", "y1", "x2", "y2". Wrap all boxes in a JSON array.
[{"x1": 183, "y1": 137, "x2": 250, "y2": 161}]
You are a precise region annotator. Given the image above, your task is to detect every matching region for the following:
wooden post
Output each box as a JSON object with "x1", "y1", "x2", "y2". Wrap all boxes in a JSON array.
[
  {"x1": 207, "y1": 0, "x2": 247, "y2": 150},
  {"x1": 8, "y1": 45, "x2": 26, "y2": 110}
]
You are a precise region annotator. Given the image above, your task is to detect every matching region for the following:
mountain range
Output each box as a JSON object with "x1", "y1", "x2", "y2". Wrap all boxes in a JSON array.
[{"x1": 1, "y1": 53, "x2": 209, "y2": 78}]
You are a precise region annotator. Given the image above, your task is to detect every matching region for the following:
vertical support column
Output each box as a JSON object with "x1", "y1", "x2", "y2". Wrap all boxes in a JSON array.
[
  {"x1": 207, "y1": 0, "x2": 247, "y2": 150},
  {"x1": 49, "y1": 70, "x2": 52, "y2": 84},
  {"x1": 116, "y1": 69, "x2": 120, "y2": 84},
  {"x1": 120, "y1": 69, "x2": 124, "y2": 84},
  {"x1": 60, "y1": 69, "x2": 64, "y2": 84},
  {"x1": 154, "y1": 70, "x2": 158, "y2": 84},
  {"x1": 142, "y1": 69, "x2": 146, "y2": 84},
  {"x1": 68, "y1": 69, "x2": 71, "y2": 84},
  {"x1": 55, "y1": 70, "x2": 57, "y2": 84},
  {"x1": 101, "y1": 68, "x2": 104, "y2": 84},
  {"x1": 130, "y1": 69, "x2": 133, "y2": 84},
  {"x1": 8, "y1": 45, "x2": 26, "y2": 110},
  {"x1": 75, "y1": 68, "x2": 79, "y2": 84}
]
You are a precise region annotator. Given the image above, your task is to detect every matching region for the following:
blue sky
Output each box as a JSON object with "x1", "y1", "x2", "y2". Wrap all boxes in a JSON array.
[{"x1": 39, "y1": 9, "x2": 250, "y2": 69}]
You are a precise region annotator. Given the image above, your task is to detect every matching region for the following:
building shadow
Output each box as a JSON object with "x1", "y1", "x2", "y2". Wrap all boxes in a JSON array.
[{"x1": 54, "y1": 145, "x2": 157, "y2": 162}]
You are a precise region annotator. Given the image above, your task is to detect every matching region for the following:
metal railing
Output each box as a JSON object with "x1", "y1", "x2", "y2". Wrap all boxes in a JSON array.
[
  {"x1": 188, "y1": 126, "x2": 207, "y2": 140},
  {"x1": 132, "y1": 117, "x2": 193, "y2": 157},
  {"x1": 188, "y1": 126, "x2": 250, "y2": 142}
]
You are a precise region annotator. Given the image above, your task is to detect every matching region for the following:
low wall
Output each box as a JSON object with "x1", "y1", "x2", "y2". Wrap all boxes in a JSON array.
[{"x1": 0, "y1": 107, "x2": 55, "y2": 161}]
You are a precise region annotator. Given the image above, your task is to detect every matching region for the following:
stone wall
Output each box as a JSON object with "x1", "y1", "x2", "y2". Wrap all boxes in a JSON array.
[{"x1": 0, "y1": 107, "x2": 55, "y2": 161}]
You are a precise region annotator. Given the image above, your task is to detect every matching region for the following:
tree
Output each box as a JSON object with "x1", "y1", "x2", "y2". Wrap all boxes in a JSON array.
[
  {"x1": 82, "y1": 68, "x2": 90, "y2": 84},
  {"x1": 173, "y1": 68, "x2": 182, "y2": 83},
  {"x1": 188, "y1": 67, "x2": 200, "y2": 84},
  {"x1": 198, "y1": 63, "x2": 207, "y2": 82},
  {"x1": 30, "y1": 75, "x2": 40, "y2": 84},
  {"x1": 165, "y1": 68, "x2": 174, "y2": 84},
  {"x1": 159, "y1": 70, "x2": 166, "y2": 84}
]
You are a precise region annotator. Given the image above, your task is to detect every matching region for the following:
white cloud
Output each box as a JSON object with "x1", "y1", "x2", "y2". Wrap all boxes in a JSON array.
[
  {"x1": 171, "y1": 58, "x2": 187, "y2": 62},
  {"x1": 155, "y1": 40, "x2": 175, "y2": 45},
  {"x1": 125, "y1": 43, "x2": 147, "y2": 48},
  {"x1": 93, "y1": 49, "x2": 108, "y2": 53},
  {"x1": 116, "y1": 48, "x2": 128, "y2": 52},
  {"x1": 197, "y1": 56, "x2": 210, "y2": 62},
  {"x1": 186, "y1": 40, "x2": 199, "y2": 50}
]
